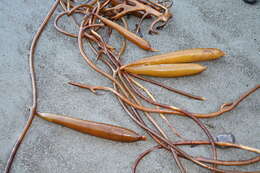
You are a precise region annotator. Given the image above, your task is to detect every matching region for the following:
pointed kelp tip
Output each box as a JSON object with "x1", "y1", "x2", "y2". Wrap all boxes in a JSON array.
[
  {"x1": 220, "y1": 49, "x2": 225, "y2": 56},
  {"x1": 210, "y1": 48, "x2": 225, "y2": 58},
  {"x1": 68, "y1": 81, "x2": 73, "y2": 85},
  {"x1": 201, "y1": 97, "x2": 207, "y2": 101},
  {"x1": 215, "y1": 48, "x2": 225, "y2": 57},
  {"x1": 150, "y1": 47, "x2": 159, "y2": 52},
  {"x1": 36, "y1": 112, "x2": 52, "y2": 122},
  {"x1": 36, "y1": 112, "x2": 48, "y2": 117},
  {"x1": 194, "y1": 96, "x2": 207, "y2": 101},
  {"x1": 140, "y1": 136, "x2": 147, "y2": 141},
  {"x1": 68, "y1": 81, "x2": 78, "y2": 87},
  {"x1": 201, "y1": 65, "x2": 208, "y2": 71}
]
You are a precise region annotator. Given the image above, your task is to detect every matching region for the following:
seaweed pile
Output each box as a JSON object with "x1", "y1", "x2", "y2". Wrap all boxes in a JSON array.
[{"x1": 4, "y1": 0, "x2": 260, "y2": 172}]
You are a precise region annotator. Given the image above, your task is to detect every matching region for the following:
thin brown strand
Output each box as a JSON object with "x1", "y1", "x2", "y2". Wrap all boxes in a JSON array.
[
  {"x1": 195, "y1": 156, "x2": 260, "y2": 166},
  {"x1": 129, "y1": 77, "x2": 186, "y2": 140},
  {"x1": 4, "y1": 1, "x2": 60, "y2": 173},
  {"x1": 171, "y1": 140, "x2": 260, "y2": 154},
  {"x1": 132, "y1": 144, "x2": 260, "y2": 172},
  {"x1": 129, "y1": 73, "x2": 206, "y2": 100},
  {"x1": 117, "y1": 72, "x2": 187, "y2": 173}
]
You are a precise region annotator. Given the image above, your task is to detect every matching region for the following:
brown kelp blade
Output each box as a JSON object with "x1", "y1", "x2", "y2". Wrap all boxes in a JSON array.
[
  {"x1": 37, "y1": 112, "x2": 146, "y2": 142},
  {"x1": 95, "y1": 14, "x2": 157, "y2": 51}
]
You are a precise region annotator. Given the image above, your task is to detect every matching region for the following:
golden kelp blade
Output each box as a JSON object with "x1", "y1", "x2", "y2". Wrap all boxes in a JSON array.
[
  {"x1": 124, "y1": 48, "x2": 224, "y2": 67},
  {"x1": 37, "y1": 112, "x2": 146, "y2": 142},
  {"x1": 95, "y1": 15, "x2": 157, "y2": 51},
  {"x1": 124, "y1": 63, "x2": 207, "y2": 77}
]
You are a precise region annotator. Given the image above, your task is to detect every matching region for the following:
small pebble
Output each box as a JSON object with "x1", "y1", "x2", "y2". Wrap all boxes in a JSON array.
[
  {"x1": 216, "y1": 133, "x2": 236, "y2": 149},
  {"x1": 243, "y1": 0, "x2": 257, "y2": 4}
]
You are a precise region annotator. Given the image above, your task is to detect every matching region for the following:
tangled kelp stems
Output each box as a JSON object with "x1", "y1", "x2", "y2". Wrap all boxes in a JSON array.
[
  {"x1": 5, "y1": 0, "x2": 260, "y2": 173},
  {"x1": 63, "y1": 2, "x2": 260, "y2": 172},
  {"x1": 132, "y1": 144, "x2": 260, "y2": 173},
  {"x1": 75, "y1": 9, "x2": 219, "y2": 171}
]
